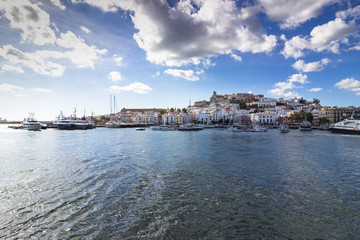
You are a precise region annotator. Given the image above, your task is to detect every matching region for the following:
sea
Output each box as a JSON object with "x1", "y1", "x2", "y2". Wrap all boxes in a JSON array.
[{"x1": 0, "y1": 125, "x2": 359, "y2": 239}]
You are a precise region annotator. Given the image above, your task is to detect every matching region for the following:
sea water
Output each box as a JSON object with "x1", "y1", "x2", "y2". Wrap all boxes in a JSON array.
[{"x1": 1, "y1": 126, "x2": 359, "y2": 239}]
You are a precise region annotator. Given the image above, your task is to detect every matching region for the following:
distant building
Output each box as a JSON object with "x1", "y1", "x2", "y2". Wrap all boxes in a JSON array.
[
  {"x1": 194, "y1": 100, "x2": 209, "y2": 107},
  {"x1": 318, "y1": 108, "x2": 354, "y2": 123},
  {"x1": 210, "y1": 91, "x2": 227, "y2": 103}
]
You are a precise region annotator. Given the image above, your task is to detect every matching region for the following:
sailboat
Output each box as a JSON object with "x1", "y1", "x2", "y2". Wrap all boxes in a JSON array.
[
  {"x1": 227, "y1": 114, "x2": 243, "y2": 132},
  {"x1": 299, "y1": 114, "x2": 312, "y2": 131},
  {"x1": 105, "y1": 95, "x2": 124, "y2": 128},
  {"x1": 278, "y1": 123, "x2": 290, "y2": 133}
]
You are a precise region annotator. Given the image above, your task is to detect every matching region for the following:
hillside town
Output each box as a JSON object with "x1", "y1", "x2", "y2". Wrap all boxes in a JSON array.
[{"x1": 92, "y1": 91, "x2": 360, "y2": 127}]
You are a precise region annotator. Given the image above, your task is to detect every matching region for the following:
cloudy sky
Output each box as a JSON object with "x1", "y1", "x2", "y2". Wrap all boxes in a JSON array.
[{"x1": 1, "y1": 0, "x2": 360, "y2": 120}]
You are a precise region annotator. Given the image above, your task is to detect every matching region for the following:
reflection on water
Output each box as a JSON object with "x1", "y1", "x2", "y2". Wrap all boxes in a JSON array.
[{"x1": 0, "y1": 126, "x2": 359, "y2": 239}]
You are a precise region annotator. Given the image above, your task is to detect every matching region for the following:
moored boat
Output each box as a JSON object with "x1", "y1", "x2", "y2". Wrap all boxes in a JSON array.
[
  {"x1": 299, "y1": 121, "x2": 312, "y2": 131},
  {"x1": 250, "y1": 125, "x2": 268, "y2": 132},
  {"x1": 279, "y1": 124, "x2": 290, "y2": 133},
  {"x1": 178, "y1": 124, "x2": 203, "y2": 131},
  {"x1": 329, "y1": 116, "x2": 360, "y2": 135},
  {"x1": 22, "y1": 113, "x2": 41, "y2": 131},
  {"x1": 54, "y1": 110, "x2": 94, "y2": 130},
  {"x1": 151, "y1": 125, "x2": 173, "y2": 131}
]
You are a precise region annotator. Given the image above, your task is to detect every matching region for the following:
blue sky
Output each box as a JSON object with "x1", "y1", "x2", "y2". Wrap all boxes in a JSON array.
[{"x1": 0, "y1": 0, "x2": 360, "y2": 120}]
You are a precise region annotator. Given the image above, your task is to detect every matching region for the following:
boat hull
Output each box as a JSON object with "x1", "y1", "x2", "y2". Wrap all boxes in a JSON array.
[
  {"x1": 23, "y1": 124, "x2": 41, "y2": 131},
  {"x1": 330, "y1": 127, "x2": 360, "y2": 135},
  {"x1": 178, "y1": 128, "x2": 202, "y2": 131},
  {"x1": 56, "y1": 124, "x2": 76, "y2": 130}
]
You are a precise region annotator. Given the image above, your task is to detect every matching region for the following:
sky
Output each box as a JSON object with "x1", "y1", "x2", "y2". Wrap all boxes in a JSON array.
[{"x1": 1, "y1": 0, "x2": 360, "y2": 120}]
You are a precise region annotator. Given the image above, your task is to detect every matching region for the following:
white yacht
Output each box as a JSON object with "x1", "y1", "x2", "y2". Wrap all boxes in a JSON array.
[
  {"x1": 250, "y1": 125, "x2": 268, "y2": 132},
  {"x1": 22, "y1": 113, "x2": 41, "y2": 131},
  {"x1": 54, "y1": 110, "x2": 94, "y2": 130}
]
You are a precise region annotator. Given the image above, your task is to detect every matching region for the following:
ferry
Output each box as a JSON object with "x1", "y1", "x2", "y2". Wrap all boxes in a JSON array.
[{"x1": 330, "y1": 117, "x2": 360, "y2": 135}]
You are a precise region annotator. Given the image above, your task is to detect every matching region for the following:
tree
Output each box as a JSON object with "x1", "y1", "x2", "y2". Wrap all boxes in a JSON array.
[
  {"x1": 319, "y1": 117, "x2": 329, "y2": 124},
  {"x1": 299, "y1": 97, "x2": 307, "y2": 104},
  {"x1": 177, "y1": 108, "x2": 181, "y2": 113},
  {"x1": 239, "y1": 100, "x2": 247, "y2": 109},
  {"x1": 313, "y1": 98, "x2": 320, "y2": 104},
  {"x1": 182, "y1": 108, "x2": 187, "y2": 113},
  {"x1": 159, "y1": 110, "x2": 165, "y2": 115},
  {"x1": 218, "y1": 119, "x2": 223, "y2": 124},
  {"x1": 288, "y1": 112, "x2": 301, "y2": 123},
  {"x1": 170, "y1": 108, "x2": 175, "y2": 112},
  {"x1": 305, "y1": 112, "x2": 313, "y2": 123}
]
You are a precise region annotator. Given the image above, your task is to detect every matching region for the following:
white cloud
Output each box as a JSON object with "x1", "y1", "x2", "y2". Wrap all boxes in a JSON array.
[
  {"x1": 32, "y1": 87, "x2": 52, "y2": 93},
  {"x1": 0, "y1": 45, "x2": 66, "y2": 77},
  {"x1": 258, "y1": 0, "x2": 335, "y2": 29},
  {"x1": 268, "y1": 73, "x2": 309, "y2": 97},
  {"x1": 307, "y1": 88, "x2": 323, "y2": 92},
  {"x1": 72, "y1": 0, "x2": 277, "y2": 67},
  {"x1": 113, "y1": 54, "x2": 123, "y2": 66},
  {"x1": 336, "y1": 5, "x2": 360, "y2": 20},
  {"x1": 108, "y1": 82, "x2": 152, "y2": 94},
  {"x1": 1, "y1": 64, "x2": 24, "y2": 73},
  {"x1": 282, "y1": 18, "x2": 358, "y2": 59},
  {"x1": 196, "y1": 69, "x2": 205, "y2": 75},
  {"x1": 0, "y1": 83, "x2": 24, "y2": 92},
  {"x1": 50, "y1": 0, "x2": 66, "y2": 10},
  {"x1": 164, "y1": 69, "x2": 199, "y2": 81},
  {"x1": 80, "y1": 26, "x2": 92, "y2": 34},
  {"x1": 36, "y1": 31, "x2": 107, "y2": 69},
  {"x1": 0, "y1": 1, "x2": 107, "y2": 76},
  {"x1": 0, "y1": 0, "x2": 56, "y2": 45},
  {"x1": 335, "y1": 77, "x2": 360, "y2": 95},
  {"x1": 230, "y1": 53, "x2": 242, "y2": 62},
  {"x1": 292, "y1": 58, "x2": 331, "y2": 72},
  {"x1": 108, "y1": 71, "x2": 122, "y2": 82}
]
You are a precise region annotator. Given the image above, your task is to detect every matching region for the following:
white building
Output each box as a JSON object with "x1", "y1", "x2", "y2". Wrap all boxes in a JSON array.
[
  {"x1": 162, "y1": 114, "x2": 175, "y2": 125},
  {"x1": 250, "y1": 113, "x2": 276, "y2": 125},
  {"x1": 196, "y1": 112, "x2": 211, "y2": 124}
]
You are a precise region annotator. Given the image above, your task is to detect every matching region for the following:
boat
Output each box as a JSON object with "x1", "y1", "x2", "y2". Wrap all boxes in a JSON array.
[
  {"x1": 329, "y1": 114, "x2": 360, "y2": 135},
  {"x1": 278, "y1": 124, "x2": 290, "y2": 133},
  {"x1": 151, "y1": 125, "x2": 173, "y2": 131},
  {"x1": 299, "y1": 121, "x2": 312, "y2": 131},
  {"x1": 105, "y1": 121, "x2": 125, "y2": 128},
  {"x1": 22, "y1": 113, "x2": 41, "y2": 131},
  {"x1": 228, "y1": 126, "x2": 243, "y2": 132},
  {"x1": 250, "y1": 125, "x2": 268, "y2": 132},
  {"x1": 178, "y1": 124, "x2": 203, "y2": 131},
  {"x1": 54, "y1": 110, "x2": 94, "y2": 130},
  {"x1": 136, "y1": 127, "x2": 146, "y2": 131}
]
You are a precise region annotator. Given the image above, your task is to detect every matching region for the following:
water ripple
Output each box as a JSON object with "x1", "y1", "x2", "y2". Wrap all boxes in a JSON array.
[{"x1": 1, "y1": 127, "x2": 360, "y2": 239}]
